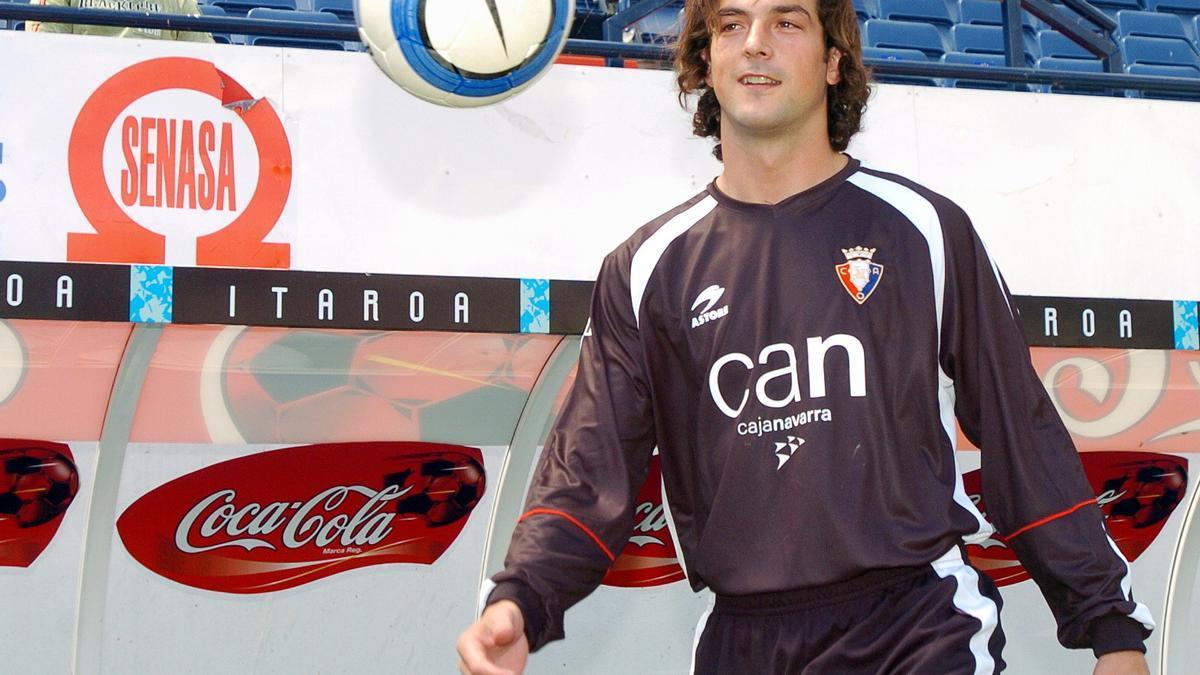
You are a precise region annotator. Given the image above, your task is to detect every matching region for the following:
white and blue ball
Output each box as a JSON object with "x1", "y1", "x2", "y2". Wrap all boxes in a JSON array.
[{"x1": 357, "y1": 0, "x2": 574, "y2": 107}]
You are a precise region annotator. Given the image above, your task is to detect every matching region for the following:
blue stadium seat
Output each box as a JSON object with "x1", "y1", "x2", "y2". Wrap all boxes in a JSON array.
[
  {"x1": 631, "y1": 6, "x2": 682, "y2": 43},
  {"x1": 1120, "y1": 35, "x2": 1200, "y2": 71},
  {"x1": 1088, "y1": 0, "x2": 1141, "y2": 11},
  {"x1": 953, "y1": 24, "x2": 1035, "y2": 63},
  {"x1": 953, "y1": 23, "x2": 1005, "y2": 53},
  {"x1": 1126, "y1": 63, "x2": 1200, "y2": 76},
  {"x1": 878, "y1": 0, "x2": 952, "y2": 26},
  {"x1": 942, "y1": 51, "x2": 1021, "y2": 89},
  {"x1": 958, "y1": 0, "x2": 1041, "y2": 35},
  {"x1": 313, "y1": 0, "x2": 353, "y2": 23},
  {"x1": 1038, "y1": 29, "x2": 1097, "y2": 59},
  {"x1": 853, "y1": 0, "x2": 876, "y2": 21},
  {"x1": 1125, "y1": 63, "x2": 1200, "y2": 99},
  {"x1": 245, "y1": 7, "x2": 344, "y2": 50},
  {"x1": 863, "y1": 46, "x2": 940, "y2": 86},
  {"x1": 959, "y1": 0, "x2": 1003, "y2": 25},
  {"x1": 1036, "y1": 56, "x2": 1105, "y2": 71},
  {"x1": 853, "y1": 0, "x2": 878, "y2": 21},
  {"x1": 1144, "y1": 0, "x2": 1200, "y2": 14},
  {"x1": 198, "y1": 3, "x2": 233, "y2": 43},
  {"x1": 1116, "y1": 10, "x2": 1188, "y2": 40},
  {"x1": 213, "y1": 0, "x2": 296, "y2": 15},
  {"x1": 1035, "y1": 56, "x2": 1108, "y2": 94},
  {"x1": 864, "y1": 19, "x2": 945, "y2": 58}
]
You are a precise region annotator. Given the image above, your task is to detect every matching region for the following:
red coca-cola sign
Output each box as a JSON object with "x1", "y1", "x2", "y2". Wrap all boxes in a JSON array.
[
  {"x1": 0, "y1": 439, "x2": 80, "y2": 567},
  {"x1": 117, "y1": 441, "x2": 485, "y2": 593},
  {"x1": 965, "y1": 451, "x2": 1187, "y2": 586},
  {"x1": 603, "y1": 455, "x2": 687, "y2": 588}
]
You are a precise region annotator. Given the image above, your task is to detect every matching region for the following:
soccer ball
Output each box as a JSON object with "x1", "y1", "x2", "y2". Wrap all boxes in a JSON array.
[
  {"x1": 387, "y1": 454, "x2": 486, "y2": 527},
  {"x1": 218, "y1": 328, "x2": 556, "y2": 443},
  {"x1": 356, "y1": 0, "x2": 574, "y2": 107},
  {"x1": 0, "y1": 445, "x2": 79, "y2": 529}
]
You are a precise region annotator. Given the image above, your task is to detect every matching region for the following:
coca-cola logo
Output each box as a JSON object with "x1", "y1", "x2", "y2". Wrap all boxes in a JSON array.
[
  {"x1": 603, "y1": 455, "x2": 686, "y2": 588},
  {"x1": 964, "y1": 451, "x2": 1187, "y2": 586},
  {"x1": 0, "y1": 439, "x2": 80, "y2": 568},
  {"x1": 117, "y1": 441, "x2": 485, "y2": 593}
]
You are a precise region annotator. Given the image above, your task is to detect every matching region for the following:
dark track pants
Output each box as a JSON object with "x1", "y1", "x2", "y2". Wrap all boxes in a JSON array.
[{"x1": 692, "y1": 547, "x2": 1006, "y2": 674}]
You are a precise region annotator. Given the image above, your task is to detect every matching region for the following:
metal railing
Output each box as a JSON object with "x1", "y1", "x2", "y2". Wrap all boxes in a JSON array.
[{"x1": 1, "y1": 3, "x2": 1198, "y2": 97}]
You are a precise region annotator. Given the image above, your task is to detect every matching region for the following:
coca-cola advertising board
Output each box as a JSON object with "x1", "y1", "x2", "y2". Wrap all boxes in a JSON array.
[
  {"x1": 104, "y1": 441, "x2": 506, "y2": 673},
  {"x1": 964, "y1": 451, "x2": 1188, "y2": 586},
  {"x1": 117, "y1": 441, "x2": 485, "y2": 593},
  {"x1": 0, "y1": 439, "x2": 95, "y2": 675},
  {"x1": 603, "y1": 455, "x2": 686, "y2": 588}
]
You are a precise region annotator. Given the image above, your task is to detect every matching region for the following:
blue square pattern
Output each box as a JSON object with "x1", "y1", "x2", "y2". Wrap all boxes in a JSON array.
[
  {"x1": 1174, "y1": 300, "x2": 1198, "y2": 350},
  {"x1": 520, "y1": 278, "x2": 550, "y2": 334},
  {"x1": 130, "y1": 265, "x2": 174, "y2": 323}
]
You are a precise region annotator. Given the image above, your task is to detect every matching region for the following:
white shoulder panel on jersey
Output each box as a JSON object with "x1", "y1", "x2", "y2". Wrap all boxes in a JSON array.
[
  {"x1": 847, "y1": 170, "x2": 993, "y2": 543},
  {"x1": 629, "y1": 196, "x2": 718, "y2": 328}
]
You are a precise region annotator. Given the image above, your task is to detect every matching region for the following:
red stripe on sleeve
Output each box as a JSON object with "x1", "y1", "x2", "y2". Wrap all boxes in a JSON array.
[
  {"x1": 518, "y1": 508, "x2": 616, "y2": 562},
  {"x1": 1002, "y1": 498, "x2": 1098, "y2": 542}
]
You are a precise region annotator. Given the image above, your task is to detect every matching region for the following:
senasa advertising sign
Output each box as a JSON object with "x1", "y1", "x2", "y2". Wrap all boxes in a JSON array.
[
  {"x1": 67, "y1": 57, "x2": 291, "y2": 268},
  {"x1": 117, "y1": 441, "x2": 485, "y2": 593},
  {"x1": 965, "y1": 451, "x2": 1188, "y2": 586}
]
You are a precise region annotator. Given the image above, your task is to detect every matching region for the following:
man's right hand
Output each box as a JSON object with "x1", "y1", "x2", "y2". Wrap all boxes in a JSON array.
[{"x1": 457, "y1": 599, "x2": 529, "y2": 675}]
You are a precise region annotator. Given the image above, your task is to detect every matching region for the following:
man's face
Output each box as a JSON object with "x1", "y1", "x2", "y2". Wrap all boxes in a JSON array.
[{"x1": 705, "y1": 0, "x2": 842, "y2": 141}]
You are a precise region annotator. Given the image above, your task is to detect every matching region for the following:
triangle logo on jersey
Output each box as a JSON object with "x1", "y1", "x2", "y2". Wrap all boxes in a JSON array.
[
  {"x1": 836, "y1": 246, "x2": 884, "y2": 305},
  {"x1": 774, "y1": 435, "x2": 805, "y2": 470}
]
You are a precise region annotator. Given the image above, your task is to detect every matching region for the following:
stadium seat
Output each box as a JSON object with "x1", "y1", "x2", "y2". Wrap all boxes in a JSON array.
[
  {"x1": 1144, "y1": 0, "x2": 1200, "y2": 14},
  {"x1": 864, "y1": 19, "x2": 946, "y2": 58},
  {"x1": 1121, "y1": 36, "x2": 1200, "y2": 71},
  {"x1": 629, "y1": 5, "x2": 682, "y2": 43},
  {"x1": 1087, "y1": 0, "x2": 1141, "y2": 11},
  {"x1": 571, "y1": 0, "x2": 608, "y2": 40},
  {"x1": 942, "y1": 51, "x2": 1022, "y2": 89},
  {"x1": 1038, "y1": 29, "x2": 1098, "y2": 59},
  {"x1": 958, "y1": 0, "x2": 1002, "y2": 25},
  {"x1": 953, "y1": 24, "x2": 1036, "y2": 64},
  {"x1": 1124, "y1": 63, "x2": 1200, "y2": 99},
  {"x1": 313, "y1": 0, "x2": 353, "y2": 23},
  {"x1": 1036, "y1": 55, "x2": 1105, "y2": 71},
  {"x1": 863, "y1": 46, "x2": 940, "y2": 86},
  {"x1": 198, "y1": 3, "x2": 234, "y2": 43},
  {"x1": 246, "y1": 7, "x2": 344, "y2": 50},
  {"x1": 853, "y1": 0, "x2": 876, "y2": 22},
  {"x1": 1116, "y1": 10, "x2": 1188, "y2": 40},
  {"x1": 878, "y1": 0, "x2": 952, "y2": 27},
  {"x1": 958, "y1": 0, "x2": 1041, "y2": 35},
  {"x1": 953, "y1": 23, "x2": 1005, "y2": 53},
  {"x1": 212, "y1": 0, "x2": 296, "y2": 16},
  {"x1": 1035, "y1": 56, "x2": 1110, "y2": 94}
]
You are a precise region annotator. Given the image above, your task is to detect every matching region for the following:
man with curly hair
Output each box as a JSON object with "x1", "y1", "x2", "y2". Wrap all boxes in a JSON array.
[{"x1": 459, "y1": 1, "x2": 1153, "y2": 673}]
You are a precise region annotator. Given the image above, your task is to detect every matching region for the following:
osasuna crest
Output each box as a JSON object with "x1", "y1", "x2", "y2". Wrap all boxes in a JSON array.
[{"x1": 836, "y1": 246, "x2": 883, "y2": 305}]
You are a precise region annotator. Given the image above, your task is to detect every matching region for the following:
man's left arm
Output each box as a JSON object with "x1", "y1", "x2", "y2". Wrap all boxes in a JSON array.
[{"x1": 937, "y1": 202, "x2": 1155, "y2": 661}]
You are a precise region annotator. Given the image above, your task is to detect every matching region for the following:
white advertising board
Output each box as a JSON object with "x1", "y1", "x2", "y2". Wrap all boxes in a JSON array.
[{"x1": 0, "y1": 30, "x2": 1196, "y2": 300}]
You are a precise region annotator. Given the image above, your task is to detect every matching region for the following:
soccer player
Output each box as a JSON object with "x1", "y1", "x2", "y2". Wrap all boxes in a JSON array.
[{"x1": 458, "y1": 0, "x2": 1154, "y2": 673}]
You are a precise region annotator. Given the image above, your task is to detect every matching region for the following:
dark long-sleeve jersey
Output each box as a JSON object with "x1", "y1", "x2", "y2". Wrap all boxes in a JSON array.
[{"x1": 488, "y1": 157, "x2": 1155, "y2": 656}]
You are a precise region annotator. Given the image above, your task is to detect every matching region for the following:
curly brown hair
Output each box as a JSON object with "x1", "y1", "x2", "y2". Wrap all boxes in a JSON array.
[{"x1": 674, "y1": 0, "x2": 871, "y2": 160}]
